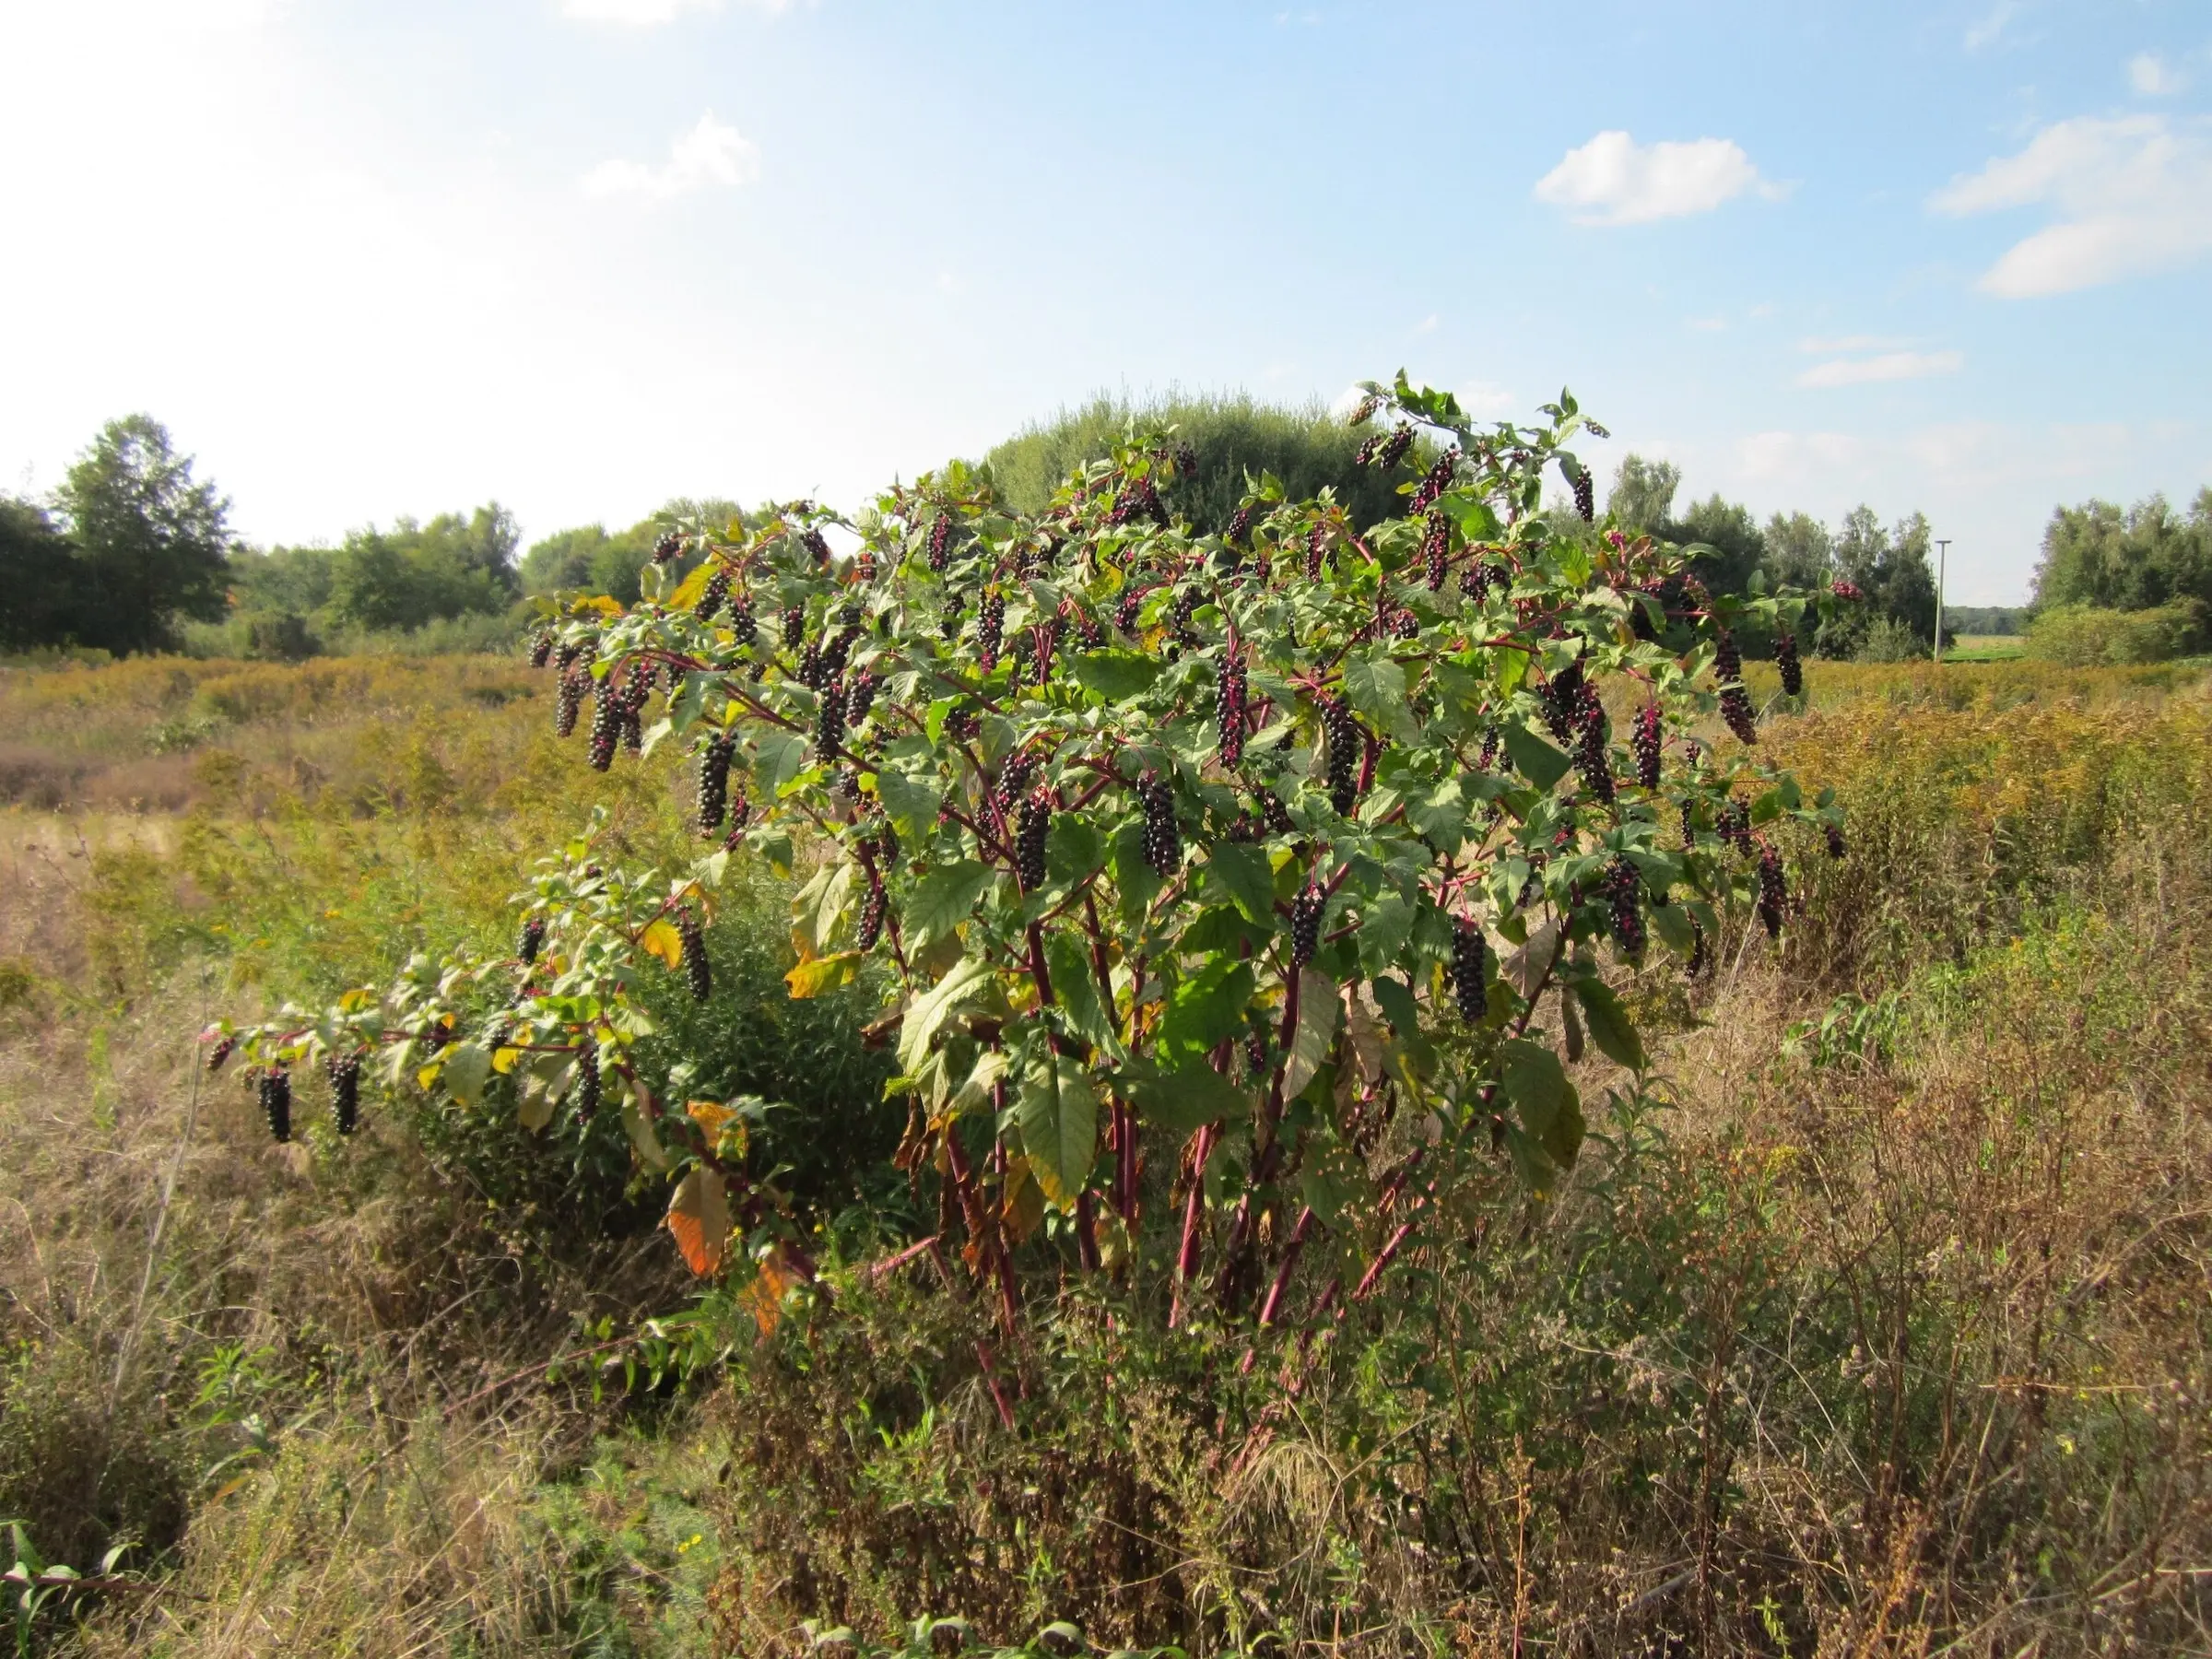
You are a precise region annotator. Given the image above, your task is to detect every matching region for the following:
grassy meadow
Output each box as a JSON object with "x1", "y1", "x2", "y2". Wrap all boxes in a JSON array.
[{"x1": 1, "y1": 649, "x2": 2208, "y2": 1656}]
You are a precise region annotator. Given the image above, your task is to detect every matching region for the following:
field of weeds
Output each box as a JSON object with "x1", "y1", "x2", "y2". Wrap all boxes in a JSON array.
[{"x1": 1, "y1": 651, "x2": 2208, "y2": 1656}]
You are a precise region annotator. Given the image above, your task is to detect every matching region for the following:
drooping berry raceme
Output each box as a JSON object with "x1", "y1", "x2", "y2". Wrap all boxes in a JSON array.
[
  {"x1": 856, "y1": 876, "x2": 888, "y2": 951},
  {"x1": 618, "y1": 675, "x2": 648, "y2": 754},
  {"x1": 696, "y1": 733, "x2": 735, "y2": 833},
  {"x1": 260, "y1": 1066, "x2": 293, "y2": 1144},
  {"x1": 1410, "y1": 447, "x2": 1460, "y2": 513},
  {"x1": 696, "y1": 569, "x2": 731, "y2": 622},
  {"x1": 1259, "y1": 790, "x2": 1294, "y2": 836},
  {"x1": 977, "y1": 591, "x2": 1006, "y2": 672},
  {"x1": 1422, "y1": 510, "x2": 1451, "y2": 591},
  {"x1": 726, "y1": 594, "x2": 756, "y2": 647},
  {"x1": 724, "y1": 791, "x2": 751, "y2": 839},
  {"x1": 1570, "y1": 462, "x2": 1594, "y2": 523},
  {"x1": 1015, "y1": 793, "x2": 1051, "y2": 890},
  {"x1": 1541, "y1": 660, "x2": 1586, "y2": 744},
  {"x1": 1450, "y1": 915, "x2": 1488, "y2": 1023},
  {"x1": 1139, "y1": 775, "x2": 1181, "y2": 877},
  {"x1": 1462, "y1": 559, "x2": 1492, "y2": 602},
  {"x1": 1324, "y1": 698, "x2": 1362, "y2": 816},
  {"x1": 799, "y1": 527, "x2": 831, "y2": 565},
  {"x1": 679, "y1": 910, "x2": 712, "y2": 1002},
  {"x1": 1712, "y1": 626, "x2": 1759, "y2": 742},
  {"x1": 1826, "y1": 821, "x2": 1847, "y2": 860},
  {"x1": 574, "y1": 1045, "x2": 601, "y2": 1122},
  {"x1": 1374, "y1": 423, "x2": 1416, "y2": 470},
  {"x1": 1223, "y1": 504, "x2": 1254, "y2": 547},
  {"x1": 327, "y1": 1050, "x2": 361, "y2": 1136},
  {"x1": 1604, "y1": 857, "x2": 1644, "y2": 957},
  {"x1": 993, "y1": 752, "x2": 1037, "y2": 819},
  {"x1": 782, "y1": 604, "x2": 806, "y2": 655},
  {"x1": 1712, "y1": 626, "x2": 1744, "y2": 686},
  {"x1": 1755, "y1": 839, "x2": 1786, "y2": 938},
  {"x1": 1632, "y1": 703, "x2": 1663, "y2": 790},
  {"x1": 1831, "y1": 579, "x2": 1863, "y2": 601},
  {"x1": 846, "y1": 668, "x2": 880, "y2": 729},
  {"x1": 1215, "y1": 652, "x2": 1248, "y2": 767},
  {"x1": 1776, "y1": 630, "x2": 1804, "y2": 698},
  {"x1": 1305, "y1": 522, "x2": 1329, "y2": 580},
  {"x1": 528, "y1": 629, "x2": 553, "y2": 668},
  {"x1": 207, "y1": 1033, "x2": 236, "y2": 1074},
  {"x1": 556, "y1": 665, "x2": 586, "y2": 739},
  {"x1": 518, "y1": 915, "x2": 546, "y2": 964},
  {"x1": 814, "y1": 677, "x2": 847, "y2": 761},
  {"x1": 1688, "y1": 918, "x2": 1711, "y2": 979},
  {"x1": 1168, "y1": 588, "x2": 1200, "y2": 648},
  {"x1": 1720, "y1": 795, "x2": 1752, "y2": 853},
  {"x1": 1575, "y1": 688, "x2": 1616, "y2": 805},
  {"x1": 1347, "y1": 392, "x2": 1383, "y2": 427},
  {"x1": 1113, "y1": 589, "x2": 1144, "y2": 635},
  {"x1": 1289, "y1": 885, "x2": 1324, "y2": 968},
  {"x1": 653, "y1": 530, "x2": 683, "y2": 565},
  {"x1": 587, "y1": 677, "x2": 620, "y2": 771},
  {"x1": 927, "y1": 512, "x2": 956, "y2": 571}
]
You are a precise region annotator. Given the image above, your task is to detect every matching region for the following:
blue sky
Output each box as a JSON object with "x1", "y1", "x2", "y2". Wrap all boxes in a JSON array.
[{"x1": 3, "y1": 0, "x2": 2207, "y2": 602}]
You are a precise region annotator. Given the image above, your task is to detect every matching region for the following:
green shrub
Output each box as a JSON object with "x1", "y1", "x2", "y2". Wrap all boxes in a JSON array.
[{"x1": 2027, "y1": 599, "x2": 2207, "y2": 665}]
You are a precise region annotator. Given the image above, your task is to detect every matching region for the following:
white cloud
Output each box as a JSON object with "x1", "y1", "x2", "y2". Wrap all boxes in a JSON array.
[
  {"x1": 1534, "y1": 130, "x2": 1780, "y2": 226},
  {"x1": 1929, "y1": 114, "x2": 2212, "y2": 296},
  {"x1": 1796, "y1": 349, "x2": 1964, "y2": 388},
  {"x1": 2129, "y1": 53, "x2": 2186, "y2": 96},
  {"x1": 1966, "y1": 1, "x2": 2019, "y2": 52},
  {"x1": 1457, "y1": 381, "x2": 1516, "y2": 417},
  {"x1": 582, "y1": 112, "x2": 759, "y2": 200},
  {"x1": 1798, "y1": 333, "x2": 1911, "y2": 354},
  {"x1": 562, "y1": 0, "x2": 787, "y2": 22}
]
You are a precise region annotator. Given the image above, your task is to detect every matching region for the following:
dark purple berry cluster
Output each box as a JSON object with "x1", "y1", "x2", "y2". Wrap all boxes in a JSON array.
[
  {"x1": 1289, "y1": 886, "x2": 1324, "y2": 967},
  {"x1": 846, "y1": 668, "x2": 879, "y2": 728},
  {"x1": 1223, "y1": 504, "x2": 1254, "y2": 547},
  {"x1": 814, "y1": 677, "x2": 847, "y2": 760},
  {"x1": 574, "y1": 1046, "x2": 600, "y2": 1122},
  {"x1": 1632, "y1": 703, "x2": 1663, "y2": 790},
  {"x1": 528, "y1": 629, "x2": 553, "y2": 668},
  {"x1": 207, "y1": 1033, "x2": 236, "y2": 1074},
  {"x1": 1776, "y1": 630, "x2": 1804, "y2": 698},
  {"x1": 977, "y1": 592, "x2": 1005, "y2": 672},
  {"x1": 1755, "y1": 840, "x2": 1785, "y2": 938},
  {"x1": 1720, "y1": 795, "x2": 1752, "y2": 853},
  {"x1": 518, "y1": 915, "x2": 546, "y2": 964},
  {"x1": 1112, "y1": 476, "x2": 1168, "y2": 529},
  {"x1": 1324, "y1": 699, "x2": 1362, "y2": 816},
  {"x1": 1603, "y1": 857, "x2": 1644, "y2": 957},
  {"x1": 1114, "y1": 589, "x2": 1144, "y2": 634},
  {"x1": 1422, "y1": 510, "x2": 1450, "y2": 591},
  {"x1": 1139, "y1": 776, "x2": 1181, "y2": 877},
  {"x1": 994, "y1": 752, "x2": 1037, "y2": 819},
  {"x1": 696, "y1": 568, "x2": 730, "y2": 622},
  {"x1": 1410, "y1": 447, "x2": 1459, "y2": 513},
  {"x1": 1016, "y1": 794, "x2": 1050, "y2": 889},
  {"x1": 653, "y1": 530, "x2": 683, "y2": 565},
  {"x1": 857, "y1": 877, "x2": 887, "y2": 951},
  {"x1": 928, "y1": 512, "x2": 956, "y2": 571},
  {"x1": 1450, "y1": 915, "x2": 1488, "y2": 1022},
  {"x1": 1826, "y1": 821, "x2": 1846, "y2": 860},
  {"x1": 587, "y1": 677, "x2": 622, "y2": 771},
  {"x1": 259, "y1": 1066, "x2": 293, "y2": 1144},
  {"x1": 1355, "y1": 423, "x2": 1416, "y2": 470},
  {"x1": 556, "y1": 665, "x2": 586, "y2": 738},
  {"x1": 328, "y1": 1050, "x2": 361, "y2": 1135},
  {"x1": 1575, "y1": 691, "x2": 1616, "y2": 805},
  {"x1": 679, "y1": 910, "x2": 712, "y2": 1002},
  {"x1": 799, "y1": 527, "x2": 830, "y2": 564},
  {"x1": 1571, "y1": 464, "x2": 1594, "y2": 523},
  {"x1": 697, "y1": 733, "x2": 735, "y2": 833},
  {"x1": 1216, "y1": 653, "x2": 1248, "y2": 767}
]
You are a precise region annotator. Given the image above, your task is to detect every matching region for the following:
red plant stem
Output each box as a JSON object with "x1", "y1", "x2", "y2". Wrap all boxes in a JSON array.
[
  {"x1": 1257, "y1": 1206, "x2": 1317, "y2": 1329},
  {"x1": 867, "y1": 1234, "x2": 941, "y2": 1279},
  {"x1": 1025, "y1": 920, "x2": 1054, "y2": 1008},
  {"x1": 1168, "y1": 1124, "x2": 1218, "y2": 1329},
  {"x1": 1075, "y1": 1190, "x2": 1101, "y2": 1272},
  {"x1": 974, "y1": 1340, "x2": 1018, "y2": 1431},
  {"x1": 1113, "y1": 1095, "x2": 1139, "y2": 1228}
]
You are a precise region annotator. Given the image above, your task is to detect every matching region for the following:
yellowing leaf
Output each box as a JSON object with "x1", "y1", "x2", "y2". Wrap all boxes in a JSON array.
[
  {"x1": 665, "y1": 1166, "x2": 731, "y2": 1276},
  {"x1": 686, "y1": 1099, "x2": 736, "y2": 1137},
  {"x1": 741, "y1": 1249, "x2": 796, "y2": 1336},
  {"x1": 491, "y1": 1046, "x2": 523, "y2": 1075},
  {"x1": 786, "y1": 951, "x2": 861, "y2": 999},
  {"x1": 640, "y1": 919, "x2": 685, "y2": 970}
]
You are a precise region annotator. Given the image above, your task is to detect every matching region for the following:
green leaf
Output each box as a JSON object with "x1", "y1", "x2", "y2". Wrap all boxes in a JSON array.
[
  {"x1": 1157, "y1": 959, "x2": 1256, "y2": 1060},
  {"x1": 1122, "y1": 1058, "x2": 1247, "y2": 1133},
  {"x1": 1110, "y1": 821, "x2": 1162, "y2": 922},
  {"x1": 1279, "y1": 970, "x2": 1339, "y2": 1100},
  {"x1": 1370, "y1": 975, "x2": 1418, "y2": 1036},
  {"x1": 1343, "y1": 651, "x2": 1418, "y2": 743},
  {"x1": 444, "y1": 1041, "x2": 492, "y2": 1106},
  {"x1": 1502, "y1": 722, "x2": 1571, "y2": 792},
  {"x1": 1018, "y1": 1052, "x2": 1098, "y2": 1205},
  {"x1": 1044, "y1": 930, "x2": 1115, "y2": 1051},
  {"x1": 752, "y1": 730, "x2": 807, "y2": 795},
  {"x1": 902, "y1": 860, "x2": 994, "y2": 949},
  {"x1": 1206, "y1": 841, "x2": 1276, "y2": 925},
  {"x1": 1650, "y1": 901, "x2": 1697, "y2": 959},
  {"x1": 1069, "y1": 649, "x2": 1160, "y2": 701},
  {"x1": 1045, "y1": 813, "x2": 1104, "y2": 884},
  {"x1": 1499, "y1": 1038, "x2": 1583, "y2": 1169},
  {"x1": 897, "y1": 956, "x2": 995, "y2": 1076},
  {"x1": 1571, "y1": 979, "x2": 1645, "y2": 1071},
  {"x1": 875, "y1": 768, "x2": 942, "y2": 842},
  {"x1": 1406, "y1": 776, "x2": 1468, "y2": 853}
]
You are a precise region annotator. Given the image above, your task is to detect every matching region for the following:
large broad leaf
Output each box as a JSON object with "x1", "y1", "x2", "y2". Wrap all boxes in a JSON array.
[
  {"x1": 1122, "y1": 1058, "x2": 1247, "y2": 1133},
  {"x1": 1502, "y1": 721, "x2": 1571, "y2": 792},
  {"x1": 902, "y1": 860, "x2": 994, "y2": 950},
  {"x1": 1110, "y1": 821, "x2": 1163, "y2": 922},
  {"x1": 1018, "y1": 1052, "x2": 1099, "y2": 1205},
  {"x1": 875, "y1": 768, "x2": 942, "y2": 842},
  {"x1": 752, "y1": 729, "x2": 808, "y2": 796},
  {"x1": 666, "y1": 1165, "x2": 731, "y2": 1276},
  {"x1": 1650, "y1": 900, "x2": 1698, "y2": 960},
  {"x1": 1069, "y1": 649, "x2": 1160, "y2": 701},
  {"x1": 1044, "y1": 930, "x2": 1116, "y2": 1051},
  {"x1": 786, "y1": 951, "x2": 860, "y2": 999},
  {"x1": 443, "y1": 1041, "x2": 492, "y2": 1107},
  {"x1": 1406, "y1": 777, "x2": 1468, "y2": 853},
  {"x1": 1499, "y1": 1038, "x2": 1583, "y2": 1169},
  {"x1": 1156, "y1": 959, "x2": 1256, "y2": 1061},
  {"x1": 1279, "y1": 970, "x2": 1339, "y2": 1100},
  {"x1": 897, "y1": 955, "x2": 996, "y2": 1076},
  {"x1": 1571, "y1": 979, "x2": 1645, "y2": 1071},
  {"x1": 1343, "y1": 651, "x2": 1419, "y2": 743},
  {"x1": 1206, "y1": 841, "x2": 1276, "y2": 925}
]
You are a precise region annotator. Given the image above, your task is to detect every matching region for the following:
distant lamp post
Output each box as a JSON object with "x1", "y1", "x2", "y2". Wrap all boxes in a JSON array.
[{"x1": 1934, "y1": 538, "x2": 1951, "y2": 665}]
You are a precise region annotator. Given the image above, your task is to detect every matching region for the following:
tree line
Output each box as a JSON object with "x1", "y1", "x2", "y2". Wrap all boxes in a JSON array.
[{"x1": 5, "y1": 406, "x2": 2205, "y2": 662}]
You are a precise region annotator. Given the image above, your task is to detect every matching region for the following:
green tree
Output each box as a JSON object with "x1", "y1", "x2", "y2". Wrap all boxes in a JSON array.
[
  {"x1": 2030, "y1": 490, "x2": 2212, "y2": 614},
  {"x1": 325, "y1": 505, "x2": 520, "y2": 633},
  {"x1": 1669, "y1": 493, "x2": 1764, "y2": 600},
  {"x1": 523, "y1": 500, "x2": 746, "y2": 605},
  {"x1": 53, "y1": 415, "x2": 232, "y2": 653},
  {"x1": 1605, "y1": 454, "x2": 1680, "y2": 534},
  {"x1": 985, "y1": 394, "x2": 1404, "y2": 529},
  {"x1": 1762, "y1": 511, "x2": 1833, "y2": 591},
  {"x1": 0, "y1": 497, "x2": 82, "y2": 653},
  {"x1": 1828, "y1": 506, "x2": 1936, "y2": 654}
]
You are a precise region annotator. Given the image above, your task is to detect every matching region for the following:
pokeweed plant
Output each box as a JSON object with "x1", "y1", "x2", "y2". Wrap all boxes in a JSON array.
[{"x1": 211, "y1": 371, "x2": 1851, "y2": 1340}]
